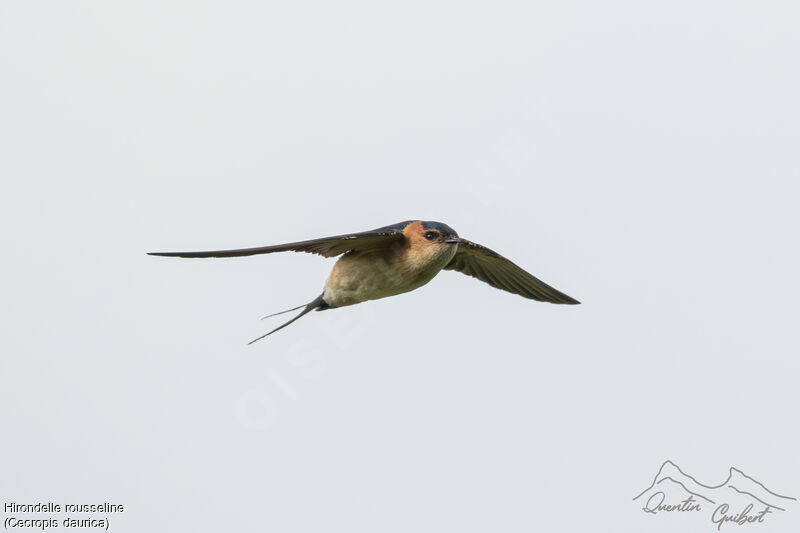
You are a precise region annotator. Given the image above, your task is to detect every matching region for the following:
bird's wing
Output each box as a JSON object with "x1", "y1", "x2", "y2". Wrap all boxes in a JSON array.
[
  {"x1": 148, "y1": 221, "x2": 413, "y2": 259},
  {"x1": 444, "y1": 239, "x2": 580, "y2": 304}
]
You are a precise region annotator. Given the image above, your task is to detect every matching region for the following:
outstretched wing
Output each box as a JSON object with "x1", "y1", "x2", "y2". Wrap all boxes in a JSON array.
[
  {"x1": 148, "y1": 221, "x2": 413, "y2": 259},
  {"x1": 444, "y1": 239, "x2": 580, "y2": 304}
]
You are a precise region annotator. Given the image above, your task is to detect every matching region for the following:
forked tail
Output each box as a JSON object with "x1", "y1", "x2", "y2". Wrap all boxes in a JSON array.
[{"x1": 248, "y1": 294, "x2": 328, "y2": 344}]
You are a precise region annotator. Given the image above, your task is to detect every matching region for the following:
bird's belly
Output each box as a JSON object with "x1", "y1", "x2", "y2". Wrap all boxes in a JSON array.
[{"x1": 322, "y1": 252, "x2": 447, "y2": 307}]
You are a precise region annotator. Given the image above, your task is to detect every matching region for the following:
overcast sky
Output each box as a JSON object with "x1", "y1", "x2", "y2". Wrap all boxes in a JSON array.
[{"x1": 1, "y1": 2, "x2": 799, "y2": 532}]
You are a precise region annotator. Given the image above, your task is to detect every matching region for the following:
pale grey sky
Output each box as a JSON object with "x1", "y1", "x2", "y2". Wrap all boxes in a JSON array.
[{"x1": 1, "y1": 1, "x2": 799, "y2": 532}]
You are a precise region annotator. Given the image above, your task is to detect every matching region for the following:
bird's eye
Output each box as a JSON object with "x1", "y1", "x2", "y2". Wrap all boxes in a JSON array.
[{"x1": 424, "y1": 231, "x2": 438, "y2": 241}]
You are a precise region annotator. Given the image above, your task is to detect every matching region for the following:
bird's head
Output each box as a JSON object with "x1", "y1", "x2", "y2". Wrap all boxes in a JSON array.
[{"x1": 402, "y1": 220, "x2": 461, "y2": 263}]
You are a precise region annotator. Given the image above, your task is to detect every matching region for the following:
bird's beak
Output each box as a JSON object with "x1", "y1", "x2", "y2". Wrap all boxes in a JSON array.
[{"x1": 445, "y1": 238, "x2": 462, "y2": 244}]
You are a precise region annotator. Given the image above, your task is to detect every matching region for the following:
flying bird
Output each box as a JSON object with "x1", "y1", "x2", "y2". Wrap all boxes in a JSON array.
[{"x1": 148, "y1": 220, "x2": 579, "y2": 343}]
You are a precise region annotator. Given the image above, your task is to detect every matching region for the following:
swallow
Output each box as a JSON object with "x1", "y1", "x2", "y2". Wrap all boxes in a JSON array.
[{"x1": 148, "y1": 220, "x2": 579, "y2": 343}]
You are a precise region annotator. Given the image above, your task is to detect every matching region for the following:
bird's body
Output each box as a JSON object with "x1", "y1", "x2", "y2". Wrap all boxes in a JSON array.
[
  {"x1": 323, "y1": 221, "x2": 457, "y2": 307},
  {"x1": 148, "y1": 220, "x2": 579, "y2": 343}
]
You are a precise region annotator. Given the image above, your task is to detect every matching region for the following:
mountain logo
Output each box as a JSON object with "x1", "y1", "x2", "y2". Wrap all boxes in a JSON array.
[{"x1": 633, "y1": 460, "x2": 796, "y2": 530}]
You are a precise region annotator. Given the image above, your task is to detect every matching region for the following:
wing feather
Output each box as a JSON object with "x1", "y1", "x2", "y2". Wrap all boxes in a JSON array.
[
  {"x1": 148, "y1": 221, "x2": 413, "y2": 259},
  {"x1": 444, "y1": 239, "x2": 580, "y2": 304}
]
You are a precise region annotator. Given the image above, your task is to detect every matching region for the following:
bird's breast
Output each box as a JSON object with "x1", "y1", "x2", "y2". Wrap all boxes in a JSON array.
[{"x1": 322, "y1": 245, "x2": 456, "y2": 307}]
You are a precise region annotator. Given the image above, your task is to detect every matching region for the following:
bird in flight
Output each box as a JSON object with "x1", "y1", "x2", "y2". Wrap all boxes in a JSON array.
[{"x1": 148, "y1": 220, "x2": 579, "y2": 343}]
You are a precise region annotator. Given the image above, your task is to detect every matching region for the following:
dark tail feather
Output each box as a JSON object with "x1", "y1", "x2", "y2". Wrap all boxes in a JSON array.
[
  {"x1": 248, "y1": 294, "x2": 327, "y2": 345},
  {"x1": 260, "y1": 303, "x2": 306, "y2": 320}
]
